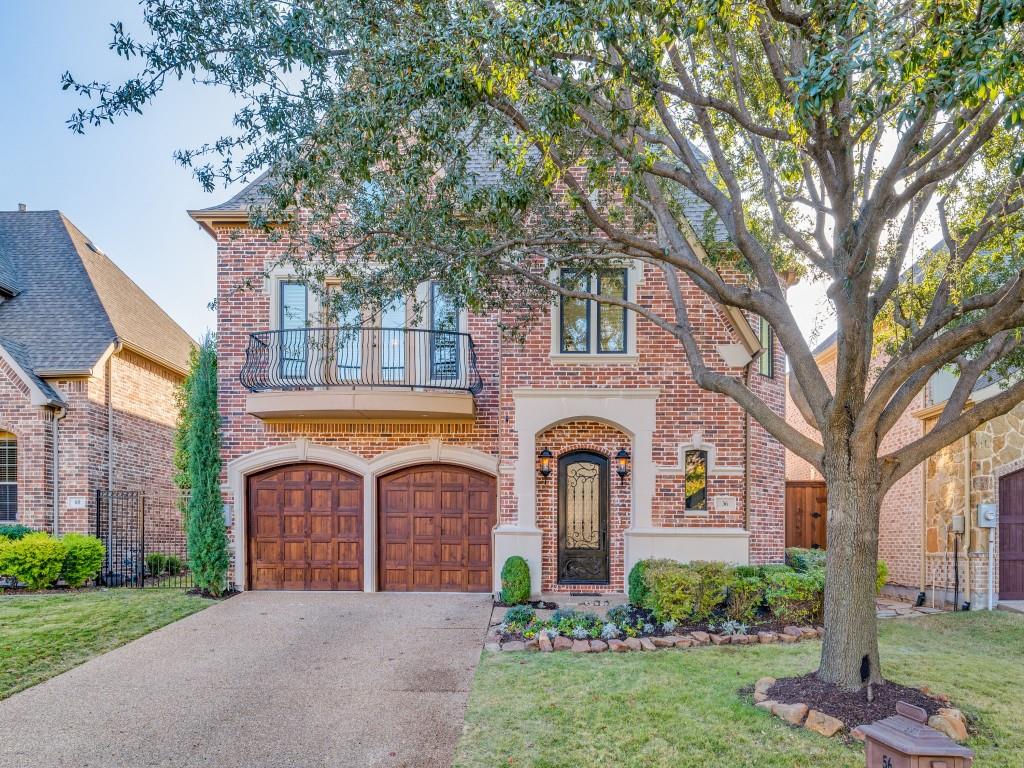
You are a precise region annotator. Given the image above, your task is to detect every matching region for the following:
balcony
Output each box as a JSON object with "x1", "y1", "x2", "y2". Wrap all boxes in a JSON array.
[{"x1": 240, "y1": 326, "x2": 482, "y2": 421}]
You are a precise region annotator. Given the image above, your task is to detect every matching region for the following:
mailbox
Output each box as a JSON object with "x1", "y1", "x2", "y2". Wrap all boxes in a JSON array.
[{"x1": 859, "y1": 702, "x2": 973, "y2": 768}]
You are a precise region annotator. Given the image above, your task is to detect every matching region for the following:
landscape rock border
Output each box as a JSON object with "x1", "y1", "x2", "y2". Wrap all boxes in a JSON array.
[
  {"x1": 487, "y1": 624, "x2": 825, "y2": 653},
  {"x1": 750, "y1": 675, "x2": 970, "y2": 744}
]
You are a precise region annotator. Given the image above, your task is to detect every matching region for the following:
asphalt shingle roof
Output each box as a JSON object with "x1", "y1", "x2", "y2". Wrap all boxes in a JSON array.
[
  {"x1": 0, "y1": 210, "x2": 194, "y2": 377},
  {"x1": 0, "y1": 336, "x2": 64, "y2": 404}
]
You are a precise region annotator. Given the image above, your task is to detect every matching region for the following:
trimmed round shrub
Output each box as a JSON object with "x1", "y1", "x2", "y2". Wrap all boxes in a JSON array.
[
  {"x1": 690, "y1": 561, "x2": 732, "y2": 620},
  {"x1": 0, "y1": 524, "x2": 34, "y2": 540},
  {"x1": 499, "y1": 555, "x2": 531, "y2": 605},
  {"x1": 644, "y1": 561, "x2": 702, "y2": 622},
  {"x1": 60, "y1": 533, "x2": 105, "y2": 588},
  {"x1": 0, "y1": 532, "x2": 67, "y2": 589},
  {"x1": 764, "y1": 569, "x2": 825, "y2": 624},
  {"x1": 726, "y1": 574, "x2": 765, "y2": 622},
  {"x1": 165, "y1": 554, "x2": 185, "y2": 576}
]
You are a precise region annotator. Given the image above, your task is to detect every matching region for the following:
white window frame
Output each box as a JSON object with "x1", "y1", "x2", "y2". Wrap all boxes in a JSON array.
[{"x1": 549, "y1": 261, "x2": 641, "y2": 363}]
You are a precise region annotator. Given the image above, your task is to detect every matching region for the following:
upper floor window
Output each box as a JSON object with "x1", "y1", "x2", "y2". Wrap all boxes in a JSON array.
[
  {"x1": 684, "y1": 449, "x2": 707, "y2": 512},
  {"x1": 430, "y1": 282, "x2": 459, "y2": 379},
  {"x1": 279, "y1": 281, "x2": 308, "y2": 377},
  {"x1": 0, "y1": 432, "x2": 16, "y2": 522},
  {"x1": 558, "y1": 268, "x2": 629, "y2": 354},
  {"x1": 758, "y1": 317, "x2": 774, "y2": 377}
]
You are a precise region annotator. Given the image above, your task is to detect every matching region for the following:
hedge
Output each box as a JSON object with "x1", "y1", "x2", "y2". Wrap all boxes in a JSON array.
[{"x1": 60, "y1": 533, "x2": 105, "y2": 588}]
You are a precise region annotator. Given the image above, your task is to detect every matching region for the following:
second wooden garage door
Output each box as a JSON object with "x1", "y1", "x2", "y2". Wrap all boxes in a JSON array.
[{"x1": 379, "y1": 465, "x2": 496, "y2": 592}]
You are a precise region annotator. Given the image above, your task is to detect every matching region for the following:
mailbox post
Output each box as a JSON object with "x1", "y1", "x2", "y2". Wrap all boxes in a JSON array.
[{"x1": 859, "y1": 702, "x2": 974, "y2": 768}]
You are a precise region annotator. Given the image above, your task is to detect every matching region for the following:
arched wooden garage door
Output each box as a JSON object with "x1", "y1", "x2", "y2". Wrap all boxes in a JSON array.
[
  {"x1": 378, "y1": 465, "x2": 496, "y2": 592},
  {"x1": 247, "y1": 463, "x2": 363, "y2": 590}
]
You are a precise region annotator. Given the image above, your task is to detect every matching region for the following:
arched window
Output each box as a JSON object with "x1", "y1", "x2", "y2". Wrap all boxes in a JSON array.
[{"x1": 0, "y1": 431, "x2": 15, "y2": 522}]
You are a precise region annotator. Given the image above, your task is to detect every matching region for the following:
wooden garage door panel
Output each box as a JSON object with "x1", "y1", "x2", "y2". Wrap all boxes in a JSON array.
[
  {"x1": 378, "y1": 464, "x2": 496, "y2": 593},
  {"x1": 999, "y1": 469, "x2": 1024, "y2": 600},
  {"x1": 247, "y1": 463, "x2": 364, "y2": 591}
]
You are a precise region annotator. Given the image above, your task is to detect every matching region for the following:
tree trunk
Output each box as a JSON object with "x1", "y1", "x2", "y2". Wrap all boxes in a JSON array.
[{"x1": 817, "y1": 474, "x2": 884, "y2": 690}]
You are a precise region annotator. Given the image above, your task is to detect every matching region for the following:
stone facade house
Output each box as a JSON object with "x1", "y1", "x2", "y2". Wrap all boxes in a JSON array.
[
  {"x1": 0, "y1": 208, "x2": 195, "y2": 544},
  {"x1": 785, "y1": 333, "x2": 1023, "y2": 609},
  {"x1": 191, "y1": 176, "x2": 787, "y2": 595}
]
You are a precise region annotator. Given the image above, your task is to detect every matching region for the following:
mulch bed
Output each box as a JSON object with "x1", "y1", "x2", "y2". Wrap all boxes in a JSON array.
[
  {"x1": 186, "y1": 587, "x2": 241, "y2": 600},
  {"x1": 768, "y1": 673, "x2": 944, "y2": 726},
  {"x1": 494, "y1": 599, "x2": 558, "y2": 610}
]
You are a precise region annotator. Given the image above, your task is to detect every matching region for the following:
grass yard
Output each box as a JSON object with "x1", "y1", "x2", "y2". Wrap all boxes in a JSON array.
[
  {"x1": 454, "y1": 611, "x2": 1024, "y2": 768},
  {"x1": 0, "y1": 589, "x2": 213, "y2": 700}
]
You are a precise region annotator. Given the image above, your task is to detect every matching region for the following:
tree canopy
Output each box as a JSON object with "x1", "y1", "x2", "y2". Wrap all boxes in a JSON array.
[{"x1": 66, "y1": 0, "x2": 1024, "y2": 688}]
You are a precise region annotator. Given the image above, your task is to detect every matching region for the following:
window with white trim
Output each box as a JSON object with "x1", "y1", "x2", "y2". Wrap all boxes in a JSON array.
[
  {"x1": 558, "y1": 268, "x2": 630, "y2": 354},
  {"x1": 0, "y1": 432, "x2": 15, "y2": 522},
  {"x1": 279, "y1": 281, "x2": 308, "y2": 378}
]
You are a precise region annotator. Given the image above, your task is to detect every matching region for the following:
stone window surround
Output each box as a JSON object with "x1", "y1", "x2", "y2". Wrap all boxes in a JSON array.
[{"x1": 225, "y1": 438, "x2": 499, "y2": 592}]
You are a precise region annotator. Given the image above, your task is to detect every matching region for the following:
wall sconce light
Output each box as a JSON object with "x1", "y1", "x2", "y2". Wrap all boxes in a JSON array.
[
  {"x1": 615, "y1": 448, "x2": 631, "y2": 481},
  {"x1": 538, "y1": 447, "x2": 553, "y2": 478}
]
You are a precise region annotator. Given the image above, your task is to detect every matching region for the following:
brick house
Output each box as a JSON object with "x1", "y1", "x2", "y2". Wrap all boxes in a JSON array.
[
  {"x1": 785, "y1": 333, "x2": 1023, "y2": 609},
  {"x1": 191, "y1": 176, "x2": 786, "y2": 595},
  {"x1": 0, "y1": 208, "x2": 195, "y2": 541}
]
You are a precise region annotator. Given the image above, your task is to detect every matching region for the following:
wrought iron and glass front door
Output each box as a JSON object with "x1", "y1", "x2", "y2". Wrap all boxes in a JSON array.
[{"x1": 557, "y1": 451, "x2": 610, "y2": 584}]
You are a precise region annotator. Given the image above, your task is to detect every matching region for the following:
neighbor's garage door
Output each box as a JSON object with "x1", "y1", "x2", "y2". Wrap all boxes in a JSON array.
[
  {"x1": 378, "y1": 465, "x2": 496, "y2": 592},
  {"x1": 247, "y1": 463, "x2": 363, "y2": 590},
  {"x1": 999, "y1": 468, "x2": 1024, "y2": 600}
]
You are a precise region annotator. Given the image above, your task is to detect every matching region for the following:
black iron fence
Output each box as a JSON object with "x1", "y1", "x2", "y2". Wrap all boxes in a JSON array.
[
  {"x1": 239, "y1": 326, "x2": 483, "y2": 393},
  {"x1": 94, "y1": 489, "x2": 193, "y2": 589}
]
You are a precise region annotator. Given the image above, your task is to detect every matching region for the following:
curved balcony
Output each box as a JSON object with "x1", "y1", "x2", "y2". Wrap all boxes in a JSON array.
[{"x1": 240, "y1": 326, "x2": 482, "y2": 421}]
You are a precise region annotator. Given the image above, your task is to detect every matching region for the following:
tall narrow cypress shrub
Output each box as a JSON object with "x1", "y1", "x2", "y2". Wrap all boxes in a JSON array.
[
  {"x1": 173, "y1": 346, "x2": 199, "y2": 520},
  {"x1": 186, "y1": 336, "x2": 229, "y2": 596}
]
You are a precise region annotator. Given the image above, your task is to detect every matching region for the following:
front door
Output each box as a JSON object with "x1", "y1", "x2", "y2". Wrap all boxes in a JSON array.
[
  {"x1": 557, "y1": 451, "x2": 610, "y2": 585},
  {"x1": 999, "y1": 468, "x2": 1024, "y2": 600}
]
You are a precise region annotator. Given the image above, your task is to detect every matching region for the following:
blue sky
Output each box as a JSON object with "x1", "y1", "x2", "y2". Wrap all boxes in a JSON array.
[
  {"x1": 0, "y1": 1, "x2": 834, "y2": 346},
  {"x1": 0, "y1": 1, "x2": 247, "y2": 340}
]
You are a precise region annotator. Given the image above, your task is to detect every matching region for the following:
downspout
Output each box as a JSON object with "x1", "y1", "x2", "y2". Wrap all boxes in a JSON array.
[
  {"x1": 918, "y1": 449, "x2": 928, "y2": 605},
  {"x1": 107, "y1": 347, "x2": 119, "y2": 496},
  {"x1": 744, "y1": 361, "x2": 753, "y2": 532},
  {"x1": 51, "y1": 406, "x2": 67, "y2": 535},
  {"x1": 962, "y1": 433, "x2": 972, "y2": 610}
]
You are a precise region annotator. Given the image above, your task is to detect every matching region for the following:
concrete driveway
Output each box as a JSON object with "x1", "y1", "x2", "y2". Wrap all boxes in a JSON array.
[{"x1": 0, "y1": 591, "x2": 493, "y2": 768}]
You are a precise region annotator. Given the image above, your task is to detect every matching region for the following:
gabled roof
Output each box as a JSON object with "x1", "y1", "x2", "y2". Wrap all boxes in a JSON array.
[
  {"x1": 0, "y1": 240, "x2": 19, "y2": 297},
  {"x1": 0, "y1": 336, "x2": 64, "y2": 406},
  {"x1": 0, "y1": 210, "x2": 195, "y2": 377}
]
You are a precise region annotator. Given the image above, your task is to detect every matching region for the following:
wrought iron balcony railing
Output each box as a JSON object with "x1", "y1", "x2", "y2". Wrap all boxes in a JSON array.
[{"x1": 240, "y1": 326, "x2": 483, "y2": 394}]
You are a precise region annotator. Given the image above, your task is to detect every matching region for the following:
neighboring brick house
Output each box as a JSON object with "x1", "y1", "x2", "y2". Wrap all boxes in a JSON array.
[
  {"x1": 784, "y1": 334, "x2": 1022, "y2": 609},
  {"x1": 191, "y1": 175, "x2": 786, "y2": 595},
  {"x1": 0, "y1": 208, "x2": 195, "y2": 547}
]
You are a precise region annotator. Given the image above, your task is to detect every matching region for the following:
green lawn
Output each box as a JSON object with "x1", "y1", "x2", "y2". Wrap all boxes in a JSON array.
[
  {"x1": 0, "y1": 589, "x2": 213, "y2": 700},
  {"x1": 454, "y1": 611, "x2": 1024, "y2": 768}
]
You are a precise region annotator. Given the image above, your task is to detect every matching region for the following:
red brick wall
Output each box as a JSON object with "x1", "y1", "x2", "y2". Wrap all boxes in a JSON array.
[
  {"x1": 1, "y1": 349, "x2": 185, "y2": 547},
  {"x1": 0, "y1": 358, "x2": 53, "y2": 529},
  {"x1": 783, "y1": 350, "x2": 924, "y2": 586}
]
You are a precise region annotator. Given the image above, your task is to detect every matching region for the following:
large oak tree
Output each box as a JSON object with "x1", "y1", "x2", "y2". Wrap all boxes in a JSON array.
[{"x1": 66, "y1": 0, "x2": 1024, "y2": 689}]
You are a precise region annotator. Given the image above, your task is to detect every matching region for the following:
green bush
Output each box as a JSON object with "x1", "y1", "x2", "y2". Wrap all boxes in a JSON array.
[
  {"x1": 644, "y1": 561, "x2": 702, "y2": 622},
  {"x1": 60, "y1": 533, "x2": 105, "y2": 588},
  {"x1": 146, "y1": 552, "x2": 169, "y2": 576},
  {"x1": 0, "y1": 524, "x2": 34, "y2": 540},
  {"x1": 764, "y1": 569, "x2": 825, "y2": 624},
  {"x1": 689, "y1": 561, "x2": 732, "y2": 620},
  {"x1": 785, "y1": 547, "x2": 827, "y2": 572},
  {"x1": 0, "y1": 532, "x2": 67, "y2": 589},
  {"x1": 628, "y1": 559, "x2": 651, "y2": 606},
  {"x1": 876, "y1": 559, "x2": 889, "y2": 594},
  {"x1": 499, "y1": 556, "x2": 531, "y2": 605},
  {"x1": 165, "y1": 554, "x2": 185, "y2": 576},
  {"x1": 726, "y1": 574, "x2": 765, "y2": 622},
  {"x1": 503, "y1": 604, "x2": 535, "y2": 624},
  {"x1": 758, "y1": 563, "x2": 795, "y2": 578}
]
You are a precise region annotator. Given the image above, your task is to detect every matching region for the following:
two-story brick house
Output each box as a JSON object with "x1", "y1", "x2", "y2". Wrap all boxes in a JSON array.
[
  {"x1": 0, "y1": 208, "x2": 194, "y2": 541},
  {"x1": 191, "y1": 176, "x2": 786, "y2": 595}
]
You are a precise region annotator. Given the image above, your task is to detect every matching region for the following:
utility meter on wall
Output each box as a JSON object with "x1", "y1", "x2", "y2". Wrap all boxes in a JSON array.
[{"x1": 977, "y1": 502, "x2": 998, "y2": 529}]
